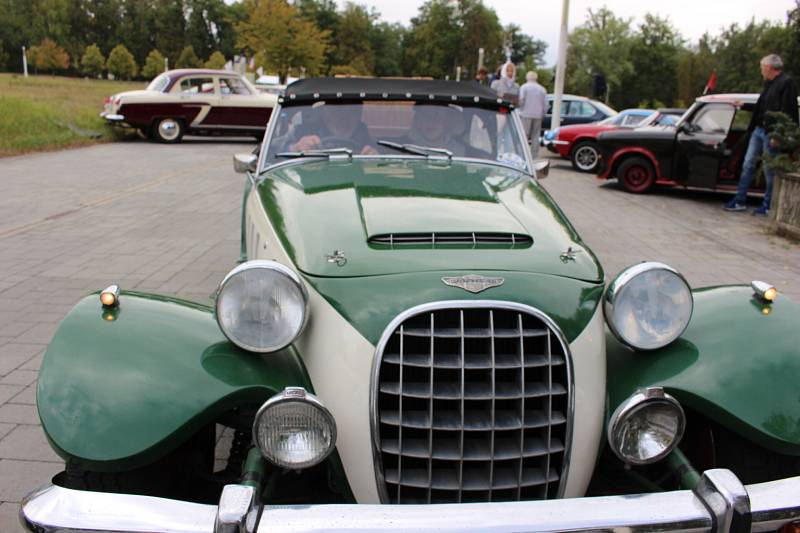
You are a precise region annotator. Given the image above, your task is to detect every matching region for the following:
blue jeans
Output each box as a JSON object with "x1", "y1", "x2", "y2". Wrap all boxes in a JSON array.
[{"x1": 734, "y1": 127, "x2": 776, "y2": 208}]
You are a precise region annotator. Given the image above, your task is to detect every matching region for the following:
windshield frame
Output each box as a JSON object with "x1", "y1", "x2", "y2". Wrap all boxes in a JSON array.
[{"x1": 257, "y1": 101, "x2": 535, "y2": 176}]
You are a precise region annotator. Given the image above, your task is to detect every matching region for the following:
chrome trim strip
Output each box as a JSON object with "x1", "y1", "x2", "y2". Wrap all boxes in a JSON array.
[
  {"x1": 369, "y1": 300, "x2": 575, "y2": 504},
  {"x1": 20, "y1": 475, "x2": 800, "y2": 533}
]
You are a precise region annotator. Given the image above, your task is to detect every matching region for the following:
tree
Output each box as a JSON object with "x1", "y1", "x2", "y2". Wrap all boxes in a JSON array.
[
  {"x1": 237, "y1": 0, "x2": 329, "y2": 82},
  {"x1": 676, "y1": 36, "x2": 714, "y2": 106},
  {"x1": 404, "y1": 0, "x2": 504, "y2": 79},
  {"x1": 565, "y1": 7, "x2": 634, "y2": 106},
  {"x1": 107, "y1": 43, "x2": 138, "y2": 79},
  {"x1": 80, "y1": 43, "x2": 105, "y2": 77},
  {"x1": 619, "y1": 14, "x2": 684, "y2": 108},
  {"x1": 505, "y1": 24, "x2": 547, "y2": 66},
  {"x1": 28, "y1": 38, "x2": 70, "y2": 73},
  {"x1": 332, "y1": 2, "x2": 376, "y2": 75},
  {"x1": 176, "y1": 45, "x2": 202, "y2": 68},
  {"x1": 371, "y1": 22, "x2": 405, "y2": 76},
  {"x1": 0, "y1": 39, "x2": 8, "y2": 71},
  {"x1": 296, "y1": 0, "x2": 339, "y2": 72},
  {"x1": 142, "y1": 48, "x2": 166, "y2": 79},
  {"x1": 205, "y1": 50, "x2": 226, "y2": 69},
  {"x1": 153, "y1": 0, "x2": 188, "y2": 65}
]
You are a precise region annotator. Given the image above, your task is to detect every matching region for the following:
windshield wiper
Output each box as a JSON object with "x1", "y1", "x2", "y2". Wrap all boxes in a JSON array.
[
  {"x1": 378, "y1": 140, "x2": 452, "y2": 159},
  {"x1": 276, "y1": 147, "x2": 353, "y2": 159}
]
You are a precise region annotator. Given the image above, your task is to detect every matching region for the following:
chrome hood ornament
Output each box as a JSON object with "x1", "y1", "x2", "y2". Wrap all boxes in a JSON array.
[{"x1": 442, "y1": 274, "x2": 505, "y2": 294}]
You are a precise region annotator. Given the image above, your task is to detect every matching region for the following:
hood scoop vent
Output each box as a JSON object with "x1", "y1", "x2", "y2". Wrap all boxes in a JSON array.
[{"x1": 369, "y1": 232, "x2": 533, "y2": 249}]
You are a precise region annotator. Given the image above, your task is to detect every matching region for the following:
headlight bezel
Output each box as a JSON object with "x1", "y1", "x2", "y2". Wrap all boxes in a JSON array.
[
  {"x1": 215, "y1": 260, "x2": 309, "y2": 353},
  {"x1": 252, "y1": 387, "x2": 337, "y2": 470},
  {"x1": 604, "y1": 261, "x2": 693, "y2": 351},
  {"x1": 608, "y1": 387, "x2": 686, "y2": 466}
]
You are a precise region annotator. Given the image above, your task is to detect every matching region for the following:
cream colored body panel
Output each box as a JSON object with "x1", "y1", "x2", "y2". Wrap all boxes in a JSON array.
[
  {"x1": 245, "y1": 189, "x2": 381, "y2": 503},
  {"x1": 562, "y1": 303, "x2": 606, "y2": 497},
  {"x1": 245, "y1": 183, "x2": 605, "y2": 503}
]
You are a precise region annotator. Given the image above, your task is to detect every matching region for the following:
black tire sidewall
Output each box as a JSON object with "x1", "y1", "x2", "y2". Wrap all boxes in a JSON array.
[
  {"x1": 617, "y1": 155, "x2": 655, "y2": 193},
  {"x1": 571, "y1": 141, "x2": 600, "y2": 173}
]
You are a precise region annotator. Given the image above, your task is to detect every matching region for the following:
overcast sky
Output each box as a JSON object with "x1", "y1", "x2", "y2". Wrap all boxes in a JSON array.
[{"x1": 365, "y1": 0, "x2": 794, "y2": 66}]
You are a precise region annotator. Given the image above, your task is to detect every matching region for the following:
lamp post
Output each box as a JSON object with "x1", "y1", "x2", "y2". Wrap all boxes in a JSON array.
[
  {"x1": 22, "y1": 46, "x2": 28, "y2": 77},
  {"x1": 552, "y1": 0, "x2": 569, "y2": 130}
]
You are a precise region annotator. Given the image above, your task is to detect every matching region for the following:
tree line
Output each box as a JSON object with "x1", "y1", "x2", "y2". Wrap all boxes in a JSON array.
[{"x1": 0, "y1": 0, "x2": 797, "y2": 109}]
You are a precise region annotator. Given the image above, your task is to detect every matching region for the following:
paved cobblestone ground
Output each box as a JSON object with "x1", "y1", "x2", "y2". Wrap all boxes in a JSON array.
[{"x1": 0, "y1": 141, "x2": 797, "y2": 531}]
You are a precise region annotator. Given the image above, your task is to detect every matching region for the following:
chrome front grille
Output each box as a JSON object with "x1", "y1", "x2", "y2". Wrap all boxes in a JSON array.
[
  {"x1": 372, "y1": 303, "x2": 571, "y2": 504},
  {"x1": 368, "y1": 232, "x2": 533, "y2": 248}
]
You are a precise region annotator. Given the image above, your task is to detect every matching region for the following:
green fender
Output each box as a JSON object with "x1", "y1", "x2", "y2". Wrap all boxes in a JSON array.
[
  {"x1": 37, "y1": 292, "x2": 314, "y2": 471},
  {"x1": 607, "y1": 285, "x2": 800, "y2": 455}
]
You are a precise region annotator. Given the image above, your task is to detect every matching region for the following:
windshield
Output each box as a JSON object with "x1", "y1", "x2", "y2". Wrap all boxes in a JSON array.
[
  {"x1": 265, "y1": 102, "x2": 529, "y2": 171},
  {"x1": 147, "y1": 74, "x2": 169, "y2": 92}
]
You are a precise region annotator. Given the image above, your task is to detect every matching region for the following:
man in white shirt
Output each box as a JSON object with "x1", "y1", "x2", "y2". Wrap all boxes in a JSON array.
[{"x1": 518, "y1": 71, "x2": 548, "y2": 158}]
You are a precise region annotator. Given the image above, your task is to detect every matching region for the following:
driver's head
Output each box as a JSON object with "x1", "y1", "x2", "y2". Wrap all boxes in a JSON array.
[{"x1": 322, "y1": 105, "x2": 360, "y2": 137}]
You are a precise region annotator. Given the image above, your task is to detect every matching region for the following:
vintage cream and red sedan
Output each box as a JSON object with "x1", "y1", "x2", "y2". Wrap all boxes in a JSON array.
[{"x1": 101, "y1": 69, "x2": 277, "y2": 142}]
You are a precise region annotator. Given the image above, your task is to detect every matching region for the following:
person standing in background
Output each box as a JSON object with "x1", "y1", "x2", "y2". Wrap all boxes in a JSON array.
[
  {"x1": 723, "y1": 54, "x2": 799, "y2": 216},
  {"x1": 491, "y1": 62, "x2": 519, "y2": 105},
  {"x1": 518, "y1": 71, "x2": 548, "y2": 158},
  {"x1": 474, "y1": 67, "x2": 489, "y2": 86}
]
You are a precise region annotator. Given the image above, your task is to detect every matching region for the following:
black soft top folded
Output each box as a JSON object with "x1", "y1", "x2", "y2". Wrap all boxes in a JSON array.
[{"x1": 281, "y1": 77, "x2": 511, "y2": 108}]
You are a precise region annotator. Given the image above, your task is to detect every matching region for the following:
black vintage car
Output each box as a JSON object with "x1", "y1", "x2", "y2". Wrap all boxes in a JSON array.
[{"x1": 596, "y1": 94, "x2": 760, "y2": 194}]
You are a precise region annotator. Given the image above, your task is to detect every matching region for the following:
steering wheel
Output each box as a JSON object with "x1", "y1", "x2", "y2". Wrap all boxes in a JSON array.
[{"x1": 317, "y1": 136, "x2": 360, "y2": 151}]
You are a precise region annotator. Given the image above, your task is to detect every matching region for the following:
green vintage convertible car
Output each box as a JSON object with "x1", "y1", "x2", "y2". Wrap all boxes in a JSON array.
[{"x1": 21, "y1": 79, "x2": 800, "y2": 532}]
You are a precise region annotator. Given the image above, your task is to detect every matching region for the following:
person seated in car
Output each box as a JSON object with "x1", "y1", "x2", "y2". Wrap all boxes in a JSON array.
[
  {"x1": 288, "y1": 104, "x2": 377, "y2": 155},
  {"x1": 406, "y1": 105, "x2": 469, "y2": 156}
]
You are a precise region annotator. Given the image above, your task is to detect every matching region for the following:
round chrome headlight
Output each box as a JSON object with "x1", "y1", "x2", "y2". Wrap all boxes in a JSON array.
[
  {"x1": 608, "y1": 387, "x2": 685, "y2": 465},
  {"x1": 215, "y1": 260, "x2": 308, "y2": 353},
  {"x1": 253, "y1": 387, "x2": 336, "y2": 469},
  {"x1": 604, "y1": 262, "x2": 693, "y2": 351}
]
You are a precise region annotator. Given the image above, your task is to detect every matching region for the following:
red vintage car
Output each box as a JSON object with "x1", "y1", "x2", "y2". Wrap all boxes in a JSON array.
[
  {"x1": 548, "y1": 109, "x2": 684, "y2": 172},
  {"x1": 101, "y1": 69, "x2": 277, "y2": 143}
]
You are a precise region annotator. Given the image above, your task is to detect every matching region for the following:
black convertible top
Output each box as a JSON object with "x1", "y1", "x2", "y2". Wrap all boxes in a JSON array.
[{"x1": 280, "y1": 77, "x2": 512, "y2": 108}]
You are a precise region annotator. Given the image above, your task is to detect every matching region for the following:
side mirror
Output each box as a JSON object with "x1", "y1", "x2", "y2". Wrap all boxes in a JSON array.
[
  {"x1": 533, "y1": 159, "x2": 550, "y2": 179},
  {"x1": 233, "y1": 153, "x2": 257, "y2": 174}
]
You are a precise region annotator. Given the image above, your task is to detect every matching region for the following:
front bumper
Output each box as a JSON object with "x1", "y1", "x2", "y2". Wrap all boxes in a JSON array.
[
  {"x1": 21, "y1": 470, "x2": 800, "y2": 533},
  {"x1": 99, "y1": 111, "x2": 128, "y2": 126}
]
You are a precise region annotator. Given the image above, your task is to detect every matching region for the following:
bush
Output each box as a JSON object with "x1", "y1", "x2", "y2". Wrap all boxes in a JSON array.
[
  {"x1": 0, "y1": 39, "x2": 8, "y2": 71},
  {"x1": 176, "y1": 45, "x2": 202, "y2": 68},
  {"x1": 29, "y1": 38, "x2": 70, "y2": 73},
  {"x1": 142, "y1": 49, "x2": 166, "y2": 79},
  {"x1": 766, "y1": 111, "x2": 800, "y2": 173},
  {"x1": 204, "y1": 51, "x2": 226, "y2": 70},
  {"x1": 106, "y1": 44, "x2": 138, "y2": 80},
  {"x1": 81, "y1": 44, "x2": 105, "y2": 77}
]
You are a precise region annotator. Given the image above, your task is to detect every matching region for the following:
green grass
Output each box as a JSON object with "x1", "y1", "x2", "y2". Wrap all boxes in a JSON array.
[{"x1": 0, "y1": 73, "x2": 144, "y2": 157}]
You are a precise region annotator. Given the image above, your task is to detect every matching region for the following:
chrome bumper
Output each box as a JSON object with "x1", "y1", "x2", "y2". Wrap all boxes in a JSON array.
[
  {"x1": 99, "y1": 112, "x2": 126, "y2": 123},
  {"x1": 21, "y1": 470, "x2": 800, "y2": 533}
]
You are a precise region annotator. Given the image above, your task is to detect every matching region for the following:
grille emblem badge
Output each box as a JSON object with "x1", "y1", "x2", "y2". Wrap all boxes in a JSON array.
[{"x1": 441, "y1": 274, "x2": 504, "y2": 293}]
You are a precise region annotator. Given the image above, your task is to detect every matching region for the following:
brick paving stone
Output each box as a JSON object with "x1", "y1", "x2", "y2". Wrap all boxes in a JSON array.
[
  {"x1": 0, "y1": 424, "x2": 13, "y2": 440},
  {"x1": 0, "y1": 386, "x2": 23, "y2": 405},
  {"x1": 10, "y1": 386, "x2": 35, "y2": 406},
  {"x1": 0, "y1": 460, "x2": 61, "y2": 503},
  {"x1": 0, "y1": 345, "x2": 42, "y2": 377},
  {"x1": 0, "y1": 405, "x2": 38, "y2": 425},
  {"x1": 0, "y1": 426, "x2": 61, "y2": 462},
  {"x1": 0, "y1": 501, "x2": 24, "y2": 533}
]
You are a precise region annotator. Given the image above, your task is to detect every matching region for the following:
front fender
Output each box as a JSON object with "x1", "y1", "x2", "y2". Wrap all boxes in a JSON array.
[
  {"x1": 607, "y1": 285, "x2": 800, "y2": 454},
  {"x1": 38, "y1": 292, "x2": 312, "y2": 471}
]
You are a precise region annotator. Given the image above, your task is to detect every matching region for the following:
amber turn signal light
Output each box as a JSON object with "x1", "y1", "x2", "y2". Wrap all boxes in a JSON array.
[
  {"x1": 100, "y1": 285, "x2": 120, "y2": 308},
  {"x1": 751, "y1": 280, "x2": 777, "y2": 302}
]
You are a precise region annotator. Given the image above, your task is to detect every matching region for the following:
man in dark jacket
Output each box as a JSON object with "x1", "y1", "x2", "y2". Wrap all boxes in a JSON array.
[{"x1": 724, "y1": 54, "x2": 799, "y2": 215}]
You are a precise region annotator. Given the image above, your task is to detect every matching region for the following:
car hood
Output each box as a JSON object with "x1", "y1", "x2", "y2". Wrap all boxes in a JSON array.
[{"x1": 258, "y1": 159, "x2": 602, "y2": 283}]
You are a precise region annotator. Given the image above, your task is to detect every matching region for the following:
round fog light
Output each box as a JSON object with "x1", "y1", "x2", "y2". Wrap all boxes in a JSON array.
[
  {"x1": 608, "y1": 387, "x2": 685, "y2": 465},
  {"x1": 253, "y1": 387, "x2": 336, "y2": 469}
]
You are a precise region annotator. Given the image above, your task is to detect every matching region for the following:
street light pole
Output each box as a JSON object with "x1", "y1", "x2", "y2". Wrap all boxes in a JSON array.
[{"x1": 552, "y1": 0, "x2": 569, "y2": 130}]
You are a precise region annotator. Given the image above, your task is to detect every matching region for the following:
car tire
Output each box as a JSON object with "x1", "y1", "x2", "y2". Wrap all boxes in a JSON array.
[
  {"x1": 617, "y1": 156, "x2": 655, "y2": 193},
  {"x1": 151, "y1": 117, "x2": 185, "y2": 143},
  {"x1": 570, "y1": 141, "x2": 601, "y2": 173}
]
